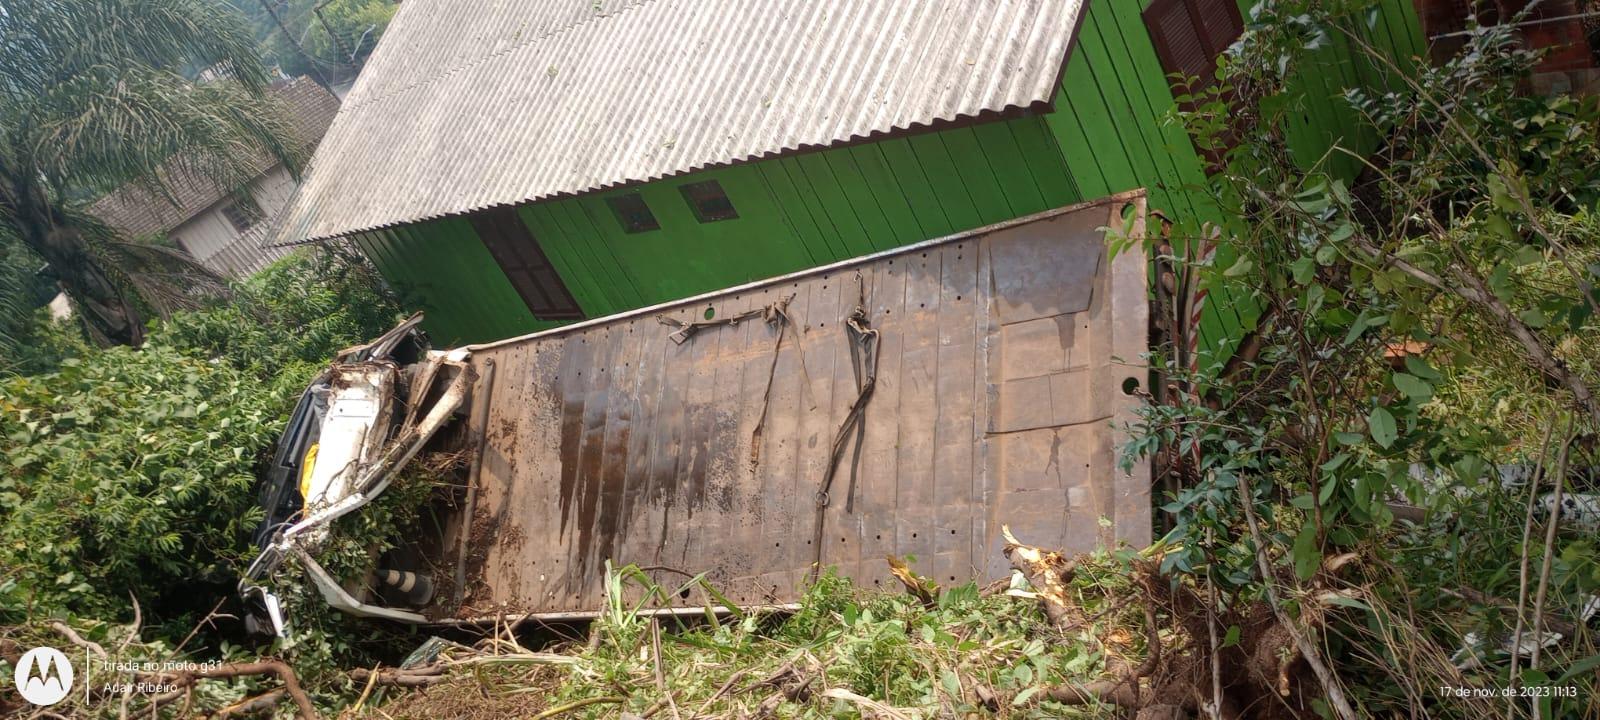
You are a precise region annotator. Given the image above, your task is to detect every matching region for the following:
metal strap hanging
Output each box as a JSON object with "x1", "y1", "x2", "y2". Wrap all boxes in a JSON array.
[
  {"x1": 748, "y1": 298, "x2": 799, "y2": 470},
  {"x1": 810, "y1": 273, "x2": 880, "y2": 579},
  {"x1": 657, "y1": 296, "x2": 793, "y2": 345}
]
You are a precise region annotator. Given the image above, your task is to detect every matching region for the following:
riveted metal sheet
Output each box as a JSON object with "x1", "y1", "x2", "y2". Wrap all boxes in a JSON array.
[
  {"x1": 273, "y1": 0, "x2": 1088, "y2": 244},
  {"x1": 434, "y1": 193, "x2": 1149, "y2": 620}
]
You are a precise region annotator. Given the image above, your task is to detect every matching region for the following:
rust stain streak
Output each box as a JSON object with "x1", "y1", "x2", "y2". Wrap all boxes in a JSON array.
[{"x1": 457, "y1": 195, "x2": 1153, "y2": 618}]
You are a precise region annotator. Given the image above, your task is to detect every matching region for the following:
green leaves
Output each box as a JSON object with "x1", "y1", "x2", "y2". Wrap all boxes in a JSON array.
[
  {"x1": 1487, "y1": 170, "x2": 1529, "y2": 215},
  {"x1": 1391, "y1": 373, "x2": 1433, "y2": 402},
  {"x1": 1403, "y1": 356, "x2": 1440, "y2": 381},
  {"x1": 0, "y1": 252, "x2": 402, "y2": 625},
  {"x1": 1367, "y1": 406, "x2": 1398, "y2": 449},
  {"x1": 1123, "y1": 7, "x2": 1600, "y2": 718},
  {"x1": 1343, "y1": 311, "x2": 1388, "y2": 345},
  {"x1": 1291, "y1": 256, "x2": 1316, "y2": 284},
  {"x1": 1292, "y1": 524, "x2": 1321, "y2": 581}
]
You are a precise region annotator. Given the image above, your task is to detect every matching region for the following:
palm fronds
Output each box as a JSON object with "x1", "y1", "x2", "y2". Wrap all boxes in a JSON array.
[
  {"x1": 0, "y1": 0, "x2": 300, "y2": 346},
  {"x1": 0, "y1": 0, "x2": 273, "y2": 97},
  {"x1": 25, "y1": 66, "x2": 303, "y2": 201}
]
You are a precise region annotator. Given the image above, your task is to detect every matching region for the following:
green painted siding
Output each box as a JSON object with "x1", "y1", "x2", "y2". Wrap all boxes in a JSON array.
[
  {"x1": 363, "y1": 113, "x2": 1080, "y2": 344},
  {"x1": 356, "y1": 1, "x2": 1423, "y2": 349},
  {"x1": 1039, "y1": 0, "x2": 1423, "y2": 359},
  {"x1": 350, "y1": 220, "x2": 548, "y2": 345}
]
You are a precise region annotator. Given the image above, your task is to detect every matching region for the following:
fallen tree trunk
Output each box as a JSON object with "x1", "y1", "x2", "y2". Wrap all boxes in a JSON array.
[{"x1": 148, "y1": 661, "x2": 317, "y2": 719}]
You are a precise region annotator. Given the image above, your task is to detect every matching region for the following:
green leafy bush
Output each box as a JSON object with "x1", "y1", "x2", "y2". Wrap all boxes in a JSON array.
[
  {"x1": 159, "y1": 246, "x2": 404, "y2": 378},
  {"x1": 1124, "y1": 3, "x2": 1600, "y2": 717},
  {"x1": 0, "y1": 345, "x2": 284, "y2": 622},
  {"x1": 0, "y1": 250, "x2": 402, "y2": 631}
]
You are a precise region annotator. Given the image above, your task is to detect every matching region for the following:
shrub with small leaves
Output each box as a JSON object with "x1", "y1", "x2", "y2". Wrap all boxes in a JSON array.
[{"x1": 0, "y1": 249, "x2": 403, "y2": 633}]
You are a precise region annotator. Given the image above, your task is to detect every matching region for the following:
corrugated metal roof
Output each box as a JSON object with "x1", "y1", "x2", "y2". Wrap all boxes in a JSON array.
[{"x1": 276, "y1": 0, "x2": 1087, "y2": 243}]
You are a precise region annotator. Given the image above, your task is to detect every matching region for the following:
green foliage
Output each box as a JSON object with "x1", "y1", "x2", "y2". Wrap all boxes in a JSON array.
[
  {"x1": 0, "y1": 343, "x2": 282, "y2": 622},
  {"x1": 0, "y1": 237, "x2": 93, "y2": 376},
  {"x1": 0, "y1": 251, "x2": 402, "y2": 631},
  {"x1": 0, "y1": 240, "x2": 52, "y2": 358},
  {"x1": 1126, "y1": 1, "x2": 1600, "y2": 716},
  {"x1": 232, "y1": 0, "x2": 396, "y2": 78},
  {"x1": 515, "y1": 559, "x2": 1135, "y2": 719},
  {"x1": 303, "y1": 0, "x2": 395, "y2": 67},
  {"x1": 0, "y1": 0, "x2": 304, "y2": 346},
  {"x1": 160, "y1": 246, "x2": 404, "y2": 378}
]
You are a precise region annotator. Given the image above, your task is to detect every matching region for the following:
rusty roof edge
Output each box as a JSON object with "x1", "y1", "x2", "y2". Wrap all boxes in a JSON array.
[{"x1": 458, "y1": 188, "x2": 1149, "y2": 354}]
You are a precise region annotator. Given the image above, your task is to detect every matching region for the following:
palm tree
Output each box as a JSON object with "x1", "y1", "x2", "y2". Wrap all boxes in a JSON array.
[{"x1": 0, "y1": 0, "x2": 303, "y2": 345}]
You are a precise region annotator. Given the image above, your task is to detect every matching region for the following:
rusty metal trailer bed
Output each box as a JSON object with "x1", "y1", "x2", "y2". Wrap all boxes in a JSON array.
[{"x1": 432, "y1": 191, "x2": 1152, "y2": 622}]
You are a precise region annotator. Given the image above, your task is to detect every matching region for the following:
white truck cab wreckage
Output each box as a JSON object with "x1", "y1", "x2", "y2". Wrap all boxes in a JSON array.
[{"x1": 240, "y1": 314, "x2": 475, "y2": 635}]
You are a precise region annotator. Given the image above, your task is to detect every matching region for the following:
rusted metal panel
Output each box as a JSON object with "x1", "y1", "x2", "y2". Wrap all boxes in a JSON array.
[{"x1": 438, "y1": 192, "x2": 1150, "y2": 620}]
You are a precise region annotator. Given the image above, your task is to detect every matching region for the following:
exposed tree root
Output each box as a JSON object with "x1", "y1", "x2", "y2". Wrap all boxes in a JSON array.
[{"x1": 1004, "y1": 529, "x2": 1348, "y2": 720}]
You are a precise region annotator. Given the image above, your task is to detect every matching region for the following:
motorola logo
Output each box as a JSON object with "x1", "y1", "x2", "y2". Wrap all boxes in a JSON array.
[{"x1": 13, "y1": 646, "x2": 74, "y2": 706}]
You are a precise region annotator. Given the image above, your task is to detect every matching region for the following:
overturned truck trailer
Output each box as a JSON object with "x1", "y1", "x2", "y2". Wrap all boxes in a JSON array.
[{"x1": 248, "y1": 191, "x2": 1155, "y2": 627}]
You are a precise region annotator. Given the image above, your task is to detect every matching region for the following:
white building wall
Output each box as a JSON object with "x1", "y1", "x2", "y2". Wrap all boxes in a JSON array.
[{"x1": 168, "y1": 165, "x2": 299, "y2": 278}]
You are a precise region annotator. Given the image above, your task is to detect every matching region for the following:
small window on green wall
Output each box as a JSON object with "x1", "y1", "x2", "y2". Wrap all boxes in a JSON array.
[
  {"x1": 605, "y1": 192, "x2": 660, "y2": 233},
  {"x1": 679, "y1": 180, "x2": 739, "y2": 223}
]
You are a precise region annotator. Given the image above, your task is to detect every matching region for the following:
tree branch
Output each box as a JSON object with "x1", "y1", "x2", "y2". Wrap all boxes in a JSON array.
[
  {"x1": 149, "y1": 661, "x2": 317, "y2": 719},
  {"x1": 1352, "y1": 238, "x2": 1600, "y2": 426}
]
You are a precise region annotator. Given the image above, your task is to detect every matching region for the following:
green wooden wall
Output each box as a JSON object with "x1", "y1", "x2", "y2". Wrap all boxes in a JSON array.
[
  {"x1": 1038, "y1": 0, "x2": 1425, "y2": 360},
  {"x1": 355, "y1": 113, "x2": 1082, "y2": 346},
  {"x1": 352, "y1": 0, "x2": 1425, "y2": 349}
]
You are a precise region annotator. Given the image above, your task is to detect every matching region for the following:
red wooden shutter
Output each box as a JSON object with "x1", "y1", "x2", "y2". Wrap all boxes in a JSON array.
[
  {"x1": 1144, "y1": 0, "x2": 1246, "y2": 168},
  {"x1": 1193, "y1": 0, "x2": 1246, "y2": 57},
  {"x1": 469, "y1": 207, "x2": 585, "y2": 321},
  {"x1": 1146, "y1": 0, "x2": 1211, "y2": 94},
  {"x1": 1144, "y1": 0, "x2": 1244, "y2": 95}
]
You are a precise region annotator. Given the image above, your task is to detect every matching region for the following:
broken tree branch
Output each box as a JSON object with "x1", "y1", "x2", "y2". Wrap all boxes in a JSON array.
[
  {"x1": 150, "y1": 661, "x2": 318, "y2": 719},
  {"x1": 1529, "y1": 430, "x2": 1577, "y2": 681},
  {"x1": 49, "y1": 621, "x2": 106, "y2": 659},
  {"x1": 349, "y1": 667, "x2": 450, "y2": 687},
  {"x1": 1508, "y1": 421, "x2": 1564, "y2": 696},
  {"x1": 820, "y1": 688, "x2": 915, "y2": 720},
  {"x1": 1352, "y1": 234, "x2": 1600, "y2": 427},
  {"x1": 1234, "y1": 471, "x2": 1359, "y2": 720},
  {"x1": 886, "y1": 555, "x2": 938, "y2": 608},
  {"x1": 1001, "y1": 525, "x2": 1080, "y2": 627}
]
